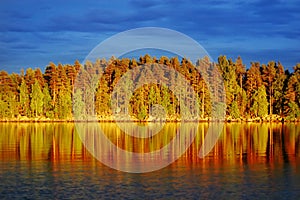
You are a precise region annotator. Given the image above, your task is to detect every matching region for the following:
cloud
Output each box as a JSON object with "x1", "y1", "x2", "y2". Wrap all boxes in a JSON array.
[
  {"x1": 0, "y1": 0, "x2": 299, "y2": 73},
  {"x1": 10, "y1": 43, "x2": 38, "y2": 50}
]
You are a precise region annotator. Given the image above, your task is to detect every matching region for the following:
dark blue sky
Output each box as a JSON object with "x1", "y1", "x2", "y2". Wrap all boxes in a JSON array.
[{"x1": 1, "y1": 0, "x2": 299, "y2": 73}]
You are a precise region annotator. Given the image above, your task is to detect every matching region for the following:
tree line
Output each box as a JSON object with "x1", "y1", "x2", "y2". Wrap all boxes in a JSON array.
[{"x1": 0, "y1": 55, "x2": 300, "y2": 121}]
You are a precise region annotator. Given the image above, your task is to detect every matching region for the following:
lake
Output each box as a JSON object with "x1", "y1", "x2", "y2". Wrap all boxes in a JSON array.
[{"x1": 0, "y1": 122, "x2": 300, "y2": 199}]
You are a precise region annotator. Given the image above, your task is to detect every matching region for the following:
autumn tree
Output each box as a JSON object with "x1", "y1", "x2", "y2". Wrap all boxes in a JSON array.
[
  {"x1": 19, "y1": 78, "x2": 30, "y2": 116},
  {"x1": 234, "y1": 56, "x2": 247, "y2": 117},
  {"x1": 0, "y1": 71, "x2": 18, "y2": 118},
  {"x1": 272, "y1": 62, "x2": 286, "y2": 116},
  {"x1": 95, "y1": 78, "x2": 111, "y2": 116},
  {"x1": 73, "y1": 89, "x2": 85, "y2": 120},
  {"x1": 43, "y1": 83, "x2": 53, "y2": 118},
  {"x1": 44, "y1": 62, "x2": 58, "y2": 106},
  {"x1": 250, "y1": 86, "x2": 269, "y2": 118},
  {"x1": 0, "y1": 57, "x2": 299, "y2": 121},
  {"x1": 30, "y1": 80, "x2": 44, "y2": 117},
  {"x1": 261, "y1": 61, "x2": 276, "y2": 116},
  {"x1": 217, "y1": 55, "x2": 240, "y2": 116},
  {"x1": 245, "y1": 62, "x2": 263, "y2": 116},
  {"x1": 284, "y1": 64, "x2": 300, "y2": 120}
]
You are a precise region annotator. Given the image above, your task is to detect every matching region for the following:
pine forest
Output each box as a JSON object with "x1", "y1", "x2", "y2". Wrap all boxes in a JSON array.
[{"x1": 1, "y1": 54, "x2": 300, "y2": 122}]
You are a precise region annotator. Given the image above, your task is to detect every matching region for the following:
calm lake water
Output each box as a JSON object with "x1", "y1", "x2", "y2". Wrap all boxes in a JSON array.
[{"x1": 0, "y1": 122, "x2": 299, "y2": 199}]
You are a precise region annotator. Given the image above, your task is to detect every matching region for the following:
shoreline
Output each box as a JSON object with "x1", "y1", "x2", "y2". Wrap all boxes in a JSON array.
[{"x1": 0, "y1": 116, "x2": 298, "y2": 123}]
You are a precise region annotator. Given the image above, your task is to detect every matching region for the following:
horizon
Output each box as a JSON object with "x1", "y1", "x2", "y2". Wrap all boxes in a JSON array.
[{"x1": 1, "y1": 53, "x2": 298, "y2": 75}]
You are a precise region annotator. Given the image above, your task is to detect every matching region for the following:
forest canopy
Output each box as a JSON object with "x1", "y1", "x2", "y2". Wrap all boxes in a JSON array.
[{"x1": 1, "y1": 55, "x2": 300, "y2": 121}]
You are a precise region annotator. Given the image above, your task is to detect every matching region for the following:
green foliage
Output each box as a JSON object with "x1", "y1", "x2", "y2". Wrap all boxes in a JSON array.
[
  {"x1": 73, "y1": 89, "x2": 85, "y2": 120},
  {"x1": 161, "y1": 86, "x2": 171, "y2": 113},
  {"x1": 230, "y1": 100, "x2": 240, "y2": 119},
  {"x1": 0, "y1": 91, "x2": 18, "y2": 118},
  {"x1": 0, "y1": 97, "x2": 7, "y2": 118},
  {"x1": 286, "y1": 101, "x2": 300, "y2": 120},
  {"x1": 272, "y1": 62, "x2": 286, "y2": 116},
  {"x1": 250, "y1": 86, "x2": 269, "y2": 118},
  {"x1": 55, "y1": 88, "x2": 72, "y2": 119},
  {"x1": 0, "y1": 56, "x2": 300, "y2": 121},
  {"x1": 261, "y1": 61, "x2": 277, "y2": 115},
  {"x1": 43, "y1": 84, "x2": 54, "y2": 118},
  {"x1": 211, "y1": 102, "x2": 226, "y2": 119},
  {"x1": 137, "y1": 104, "x2": 147, "y2": 120},
  {"x1": 19, "y1": 79, "x2": 30, "y2": 116},
  {"x1": 30, "y1": 80, "x2": 44, "y2": 117},
  {"x1": 236, "y1": 89, "x2": 247, "y2": 117},
  {"x1": 130, "y1": 87, "x2": 148, "y2": 120},
  {"x1": 95, "y1": 78, "x2": 110, "y2": 116}
]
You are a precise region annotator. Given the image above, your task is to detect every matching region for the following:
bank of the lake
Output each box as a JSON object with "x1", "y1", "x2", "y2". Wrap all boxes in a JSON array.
[{"x1": 0, "y1": 114, "x2": 298, "y2": 123}]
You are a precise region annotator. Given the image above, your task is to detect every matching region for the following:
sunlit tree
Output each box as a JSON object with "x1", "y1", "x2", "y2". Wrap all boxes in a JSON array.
[{"x1": 30, "y1": 80, "x2": 44, "y2": 117}]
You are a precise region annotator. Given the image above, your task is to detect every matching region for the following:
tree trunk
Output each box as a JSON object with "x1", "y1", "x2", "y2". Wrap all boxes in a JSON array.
[{"x1": 202, "y1": 81, "x2": 205, "y2": 118}]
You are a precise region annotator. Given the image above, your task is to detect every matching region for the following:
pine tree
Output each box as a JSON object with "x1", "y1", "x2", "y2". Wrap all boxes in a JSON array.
[
  {"x1": 24, "y1": 68, "x2": 35, "y2": 93},
  {"x1": 217, "y1": 55, "x2": 240, "y2": 116},
  {"x1": 284, "y1": 63, "x2": 300, "y2": 120},
  {"x1": 161, "y1": 85, "x2": 172, "y2": 115},
  {"x1": 43, "y1": 83, "x2": 53, "y2": 118},
  {"x1": 130, "y1": 87, "x2": 148, "y2": 120},
  {"x1": 235, "y1": 56, "x2": 246, "y2": 89},
  {"x1": 236, "y1": 89, "x2": 247, "y2": 117},
  {"x1": 19, "y1": 79, "x2": 30, "y2": 116},
  {"x1": 196, "y1": 56, "x2": 211, "y2": 118},
  {"x1": 245, "y1": 62, "x2": 263, "y2": 116},
  {"x1": 230, "y1": 100, "x2": 240, "y2": 119},
  {"x1": 30, "y1": 80, "x2": 44, "y2": 117},
  {"x1": 261, "y1": 61, "x2": 276, "y2": 116},
  {"x1": 0, "y1": 56, "x2": 299, "y2": 121},
  {"x1": 34, "y1": 68, "x2": 45, "y2": 88},
  {"x1": 73, "y1": 89, "x2": 85, "y2": 120},
  {"x1": 286, "y1": 101, "x2": 300, "y2": 120},
  {"x1": 0, "y1": 93, "x2": 9, "y2": 118},
  {"x1": 44, "y1": 62, "x2": 58, "y2": 106},
  {"x1": 66, "y1": 61, "x2": 80, "y2": 94},
  {"x1": 273, "y1": 62, "x2": 286, "y2": 116},
  {"x1": 250, "y1": 86, "x2": 268, "y2": 118},
  {"x1": 95, "y1": 78, "x2": 111, "y2": 116},
  {"x1": 55, "y1": 88, "x2": 72, "y2": 119},
  {"x1": 0, "y1": 94, "x2": 7, "y2": 118},
  {"x1": 0, "y1": 71, "x2": 18, "y2": 118}
]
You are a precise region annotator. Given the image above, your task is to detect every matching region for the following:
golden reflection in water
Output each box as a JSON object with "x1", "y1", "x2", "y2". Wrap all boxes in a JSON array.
[
  {"x1": 0, "y1": 123, "x2": 91, "y2": 162},
  {"x1": 0, "y1": 122, "x2": 299, "y2": 167},
  {"x1": 185, "y1": 123, "x2": 300, "y2": 168},
  {"x1": 75, "y1": 122, "x2": 200, "y2": 172}
]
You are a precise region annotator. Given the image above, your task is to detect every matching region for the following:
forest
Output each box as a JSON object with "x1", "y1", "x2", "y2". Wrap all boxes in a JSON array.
[{"x1": 0, "y1": 54, "x2": 300, "y2": 122}]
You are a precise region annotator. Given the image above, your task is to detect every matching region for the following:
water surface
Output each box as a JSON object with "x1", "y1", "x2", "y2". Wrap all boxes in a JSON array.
[{"x1": 0, "y1": 122, "x2": 299, "y2": 199}]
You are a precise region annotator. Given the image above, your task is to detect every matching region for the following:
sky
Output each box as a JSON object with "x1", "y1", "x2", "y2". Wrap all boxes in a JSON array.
[{"x1": 0, "y1": 0, "x2": 299, "y2": 74}]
